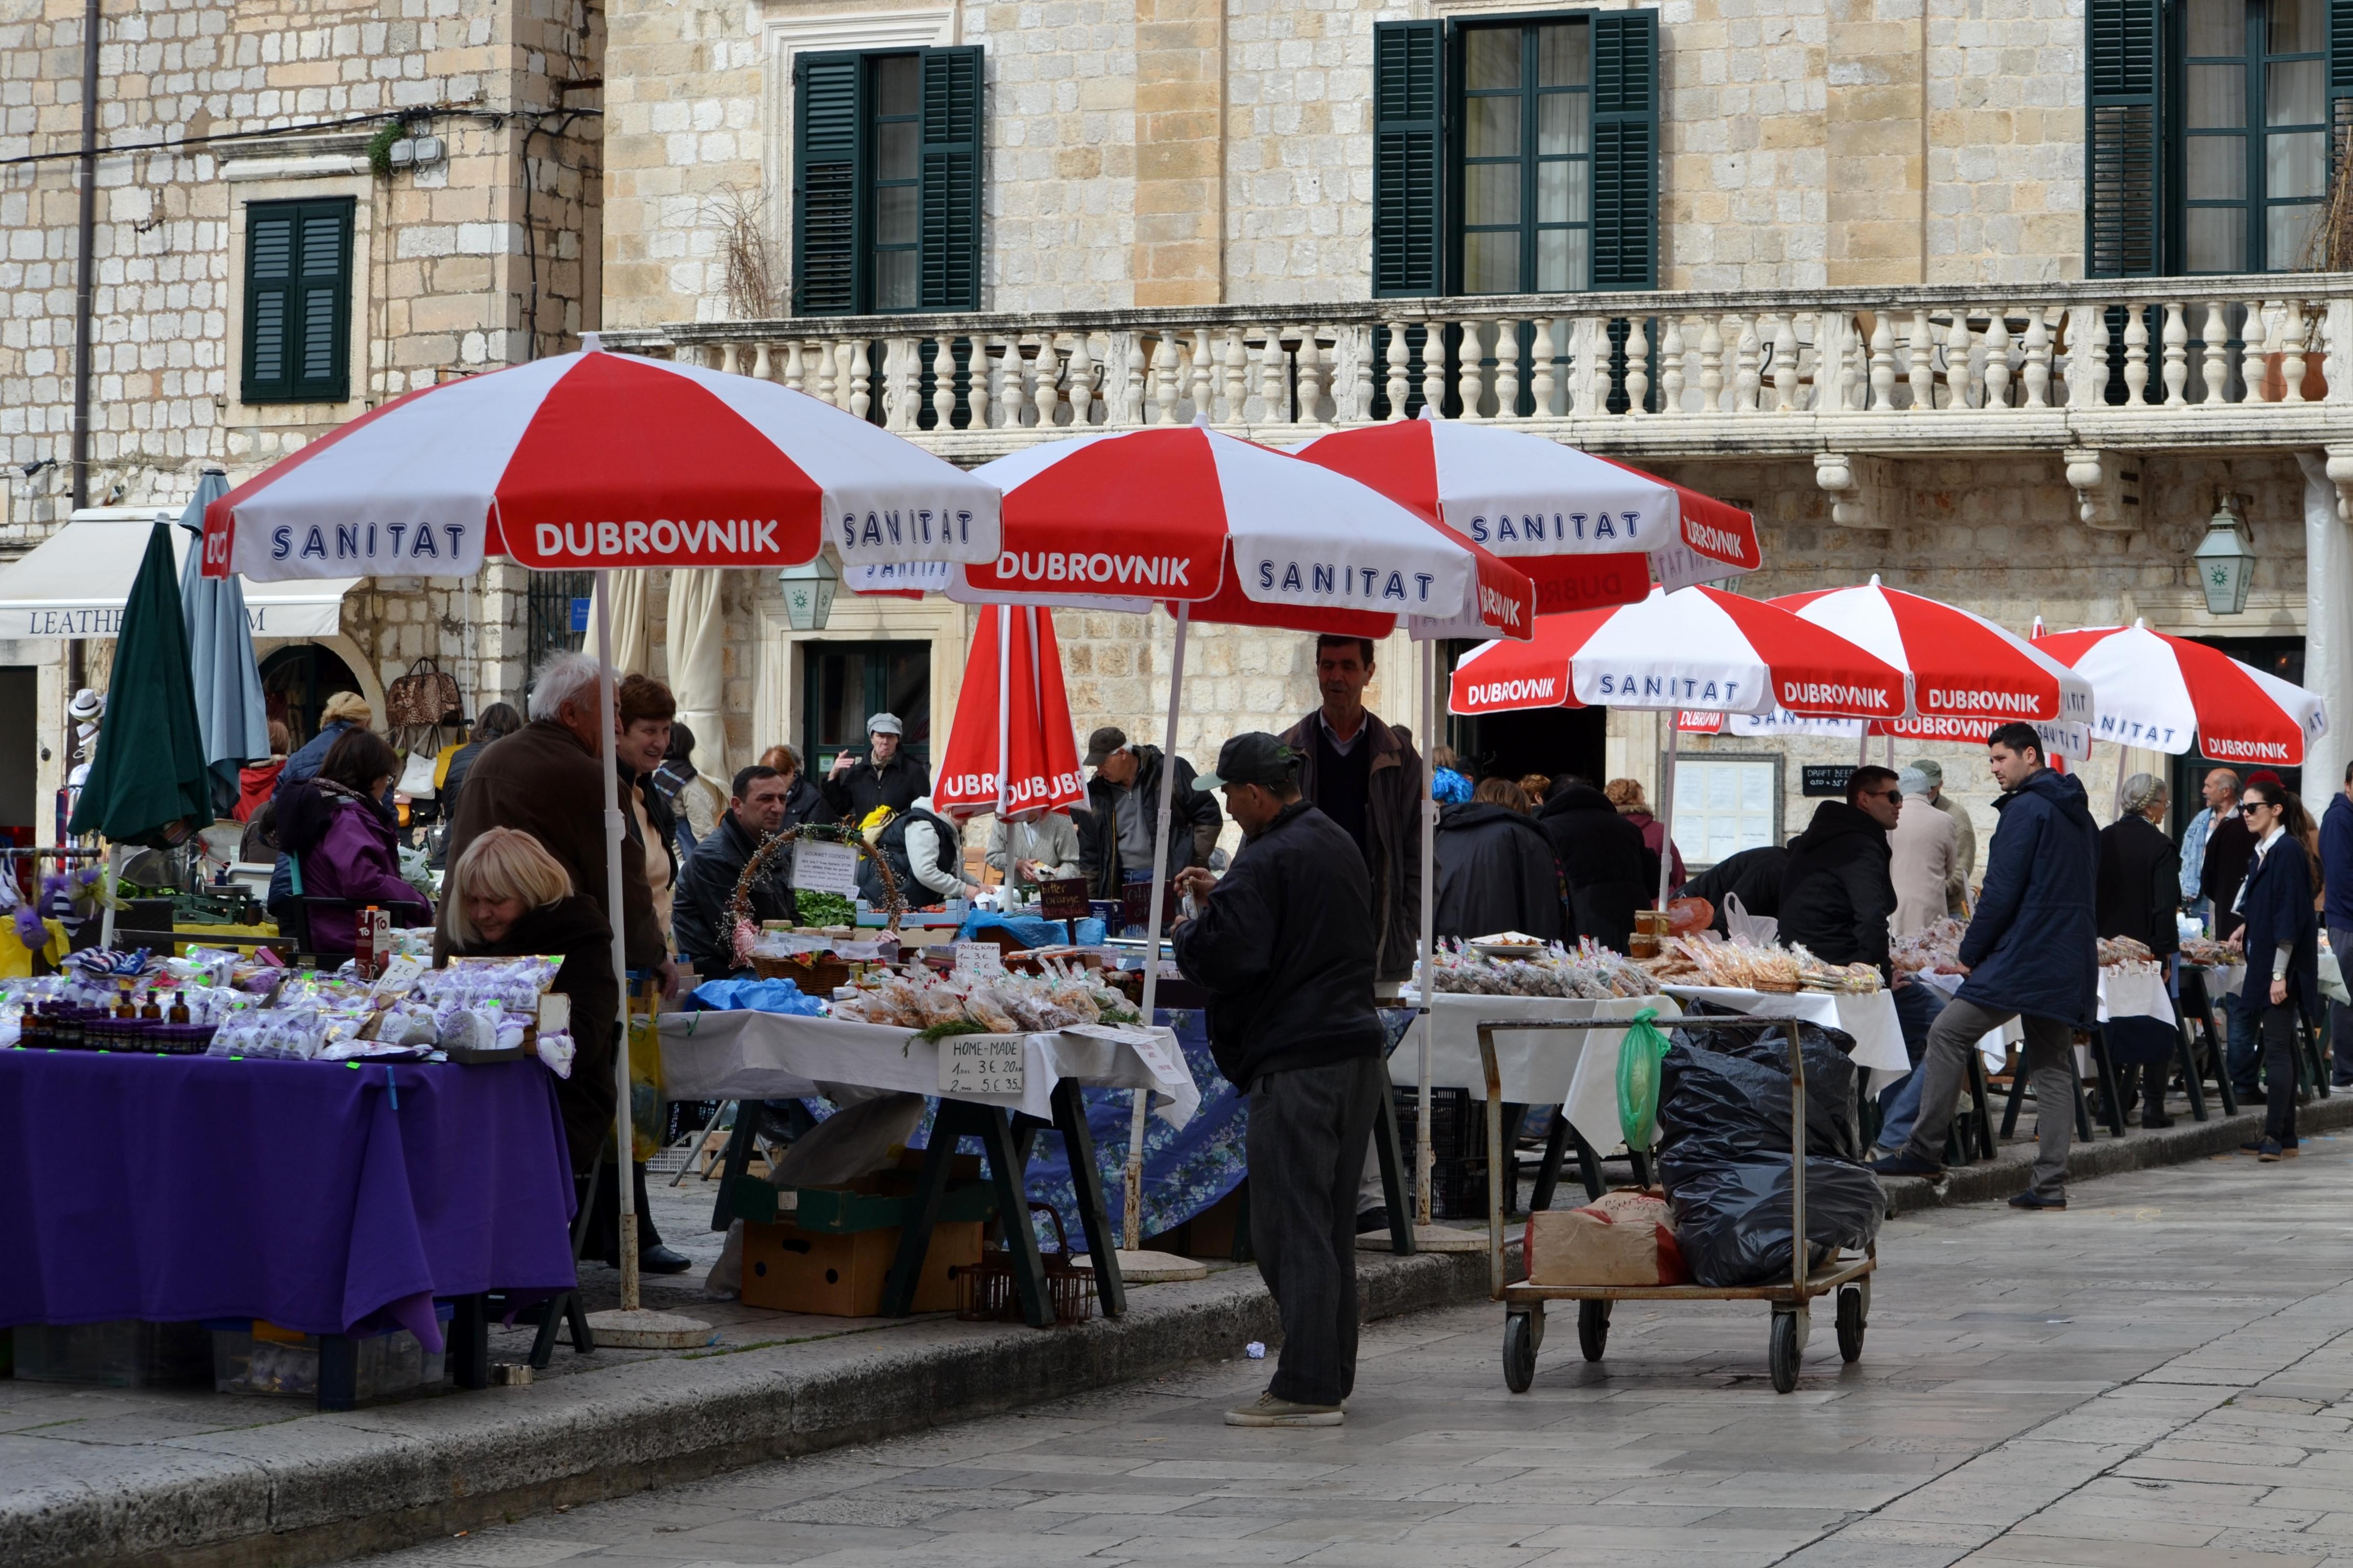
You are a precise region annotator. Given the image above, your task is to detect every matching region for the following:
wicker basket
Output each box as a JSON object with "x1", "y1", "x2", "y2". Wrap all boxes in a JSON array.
[
  {"x1": 954, "y1": 1202, "x2": 1096, "y2": 1326},
  {"x1": 750, "y1": 952, "x2": 853, "y2": 992},
  {"x1": 726, "y1": 824, "x2": 904, "y2": 972}
]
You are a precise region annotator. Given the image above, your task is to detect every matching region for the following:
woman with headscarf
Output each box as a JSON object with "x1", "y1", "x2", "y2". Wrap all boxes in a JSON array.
[
  {"x1": 1606, "y1": 776, "x2": 1685, "y2": 901},
  {"x1": 271, "y1": 729, "x2": 431, "y2": 956},
  {"x1": 2230, "y1": 776, "x2": 2321, "y2": 1161},
  {"x1": 2096, "y1": 773, "x2": 2182, "y2": 1127}
]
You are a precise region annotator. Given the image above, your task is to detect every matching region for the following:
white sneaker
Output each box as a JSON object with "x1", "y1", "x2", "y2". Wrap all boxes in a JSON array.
[{"x1": 1224, "y1": 1390, "x2": 1344, "y2": 1427}]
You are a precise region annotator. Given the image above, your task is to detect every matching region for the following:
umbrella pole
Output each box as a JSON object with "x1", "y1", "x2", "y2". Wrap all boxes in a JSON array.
[
  {"x1": 98, "y1": 842, "x2": 121, "y2": 949},
  {"x1": 997, "y1": 607, "x2": 1011, "y2": 891},
  {"x1": 1125, "y1": 603, "x2": 1191, "y2": 1268},
  {"x1": 1657, "y1": 718, "x2": 1682, "y2": 910},
  {"x1": 585, "y1": 568, "x2": 710, "y2": 1348},
  {"x1": 1418, "y1": 638, "x2": 1437, "y2": 1230}
]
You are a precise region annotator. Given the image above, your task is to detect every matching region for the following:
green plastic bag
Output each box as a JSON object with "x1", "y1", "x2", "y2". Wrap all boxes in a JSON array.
[{"x1": 1617, "y1": 1007, "x2": 1671, "y2": 1152}]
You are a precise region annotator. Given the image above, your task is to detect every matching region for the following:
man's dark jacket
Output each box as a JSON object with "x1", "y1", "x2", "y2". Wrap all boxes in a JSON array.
[
  {"x1": 1957, "y1": 767, "x2": 2101, "y2": 1025},
  {"x1": 781, "y1": 775, "x2": 838, "y2": 831},
  {"x1": 674, "y1": 812, "x2": 796, "y2": 977},
  {"x1": 1279, "y1": 709, "x2": 1421, "y2": 982},
  {"x1": 1433, "y1": 802, "x2": 1564, "y2": 942},
  {"x1": 1172, "y1": 800, "x2": 1384, "y2": 1089},
  {"x1": 451, "y1": 894, "x2": 616, "y2": 1171},
  {"x1": 2321, "y1": 791, "x2": 2353, "y2": 929},
  {"x1": 2200, "y1": 810, "x2": 2257, "y2": 938},
  {"x1": 1777, "y1": 800, "x2": 1896, "y2": 970},
  {"x1": 1676, "y1": 844, "x2": 1789, "y2": 934},
  {"x1": 2096, "y1": 813, "x2": 2181, "y2": 957},
  {"x1": 858, "y1": 805, "x2": 962, "y2": 909},
  {"x1": 1079, "y1": 745, "x2": 1222, "y2": 896},
  {"x1": 2236, "y1": 830, "x2": 2321, "y2": 1016},
  {"x1": 819, "y1": 750, "x2": 931, "y2": 823},
  {"x1": 1538, "y1": 781, "x2": 1648, "y2": 952},
  {"x1": 439, "y1": 719, "x2": 664, "y2": 972}
]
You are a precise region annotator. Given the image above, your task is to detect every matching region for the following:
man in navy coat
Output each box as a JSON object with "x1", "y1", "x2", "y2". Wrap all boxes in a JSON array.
[{"x1": 1873, "y1": 723, "x2": 2100, "y2": 1209}]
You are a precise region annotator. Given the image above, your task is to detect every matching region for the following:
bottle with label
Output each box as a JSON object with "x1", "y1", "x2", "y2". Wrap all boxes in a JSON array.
[
  {"x1": 168, "y1": 993, "x2": 191, "y2": 1025},
  {"x1": 114, "y1": 986, "x2": 137, "y2": 1020},
  {"x1": 140, "y1": 993, "x2": 163, "y2": 1021},
  {"x1": 22, "y1": 1006, "x2": 46, "y2": 1050},
  {"x1": 356, "y1": 908, "x2": 380, "y2": 980}
]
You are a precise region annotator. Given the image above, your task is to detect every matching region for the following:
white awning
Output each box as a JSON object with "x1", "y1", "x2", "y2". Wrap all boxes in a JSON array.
[{"x1": 0, "y1": 508, "x2": 358, "y2": 640}]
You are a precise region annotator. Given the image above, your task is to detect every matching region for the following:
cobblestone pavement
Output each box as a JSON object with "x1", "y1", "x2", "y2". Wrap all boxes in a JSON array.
[{"x1": 340, "y1": 1133, "x2": 2353, "y2": 1568}]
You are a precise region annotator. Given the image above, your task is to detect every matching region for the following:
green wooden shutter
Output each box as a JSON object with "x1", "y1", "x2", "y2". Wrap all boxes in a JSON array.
[
  {"x1": 918, "y1": 46, "x2": 983, "y2": 311},
  {"x1": 1591, "y1": 10, "x2": 1659, "y2": 290},
  {"x1": 1373, "y1": 21, "x2": 1444, "y2": 297},
  {"x1": 2332, "y1": 0, "x2": 2353, "y2": 260},
  {"x1": 2086, "y1": 0, "x2": 2163, "y2": 276},
  {"x1": 242, "y1": 198, "x2": 351, "y2": 403},
  {"x1": 795, "y1": 52, "x2": 865, "y2": 315}
]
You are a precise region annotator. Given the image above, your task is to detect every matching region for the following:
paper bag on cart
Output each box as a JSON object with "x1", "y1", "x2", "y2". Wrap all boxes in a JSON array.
[{"x1": 1524, "y1": 1190, "x2": 1691, "y2": 1287}]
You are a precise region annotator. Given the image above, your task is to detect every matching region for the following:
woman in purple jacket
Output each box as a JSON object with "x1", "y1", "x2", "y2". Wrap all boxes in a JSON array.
[{"x1": 274, "y1": 729, "x2": 431, "y2": 956}]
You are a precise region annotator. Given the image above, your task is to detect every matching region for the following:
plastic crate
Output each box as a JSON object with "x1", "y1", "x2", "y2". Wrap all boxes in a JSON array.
[
  {"x1": 211, "y1": 1323, "x2": 446, "y2": 1401},
  {"x1": 12, "y1": 1320, "x2": 214, "y2": 1386}
]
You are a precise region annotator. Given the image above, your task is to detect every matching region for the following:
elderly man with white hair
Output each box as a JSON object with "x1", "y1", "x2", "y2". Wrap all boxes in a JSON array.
[{"x1": 437, "y1": 649, "x2": 691, "y2": 1275}]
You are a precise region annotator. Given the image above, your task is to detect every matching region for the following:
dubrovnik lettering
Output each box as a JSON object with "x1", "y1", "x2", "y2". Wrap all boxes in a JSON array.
[
  {"x1": 1777, "y1": 679, "x2": 1895, "y2": 714},
  {"x1": 274, "y1": 521, "x2": 470, "y2": 564},
  {"x1": 1684, "y1": 516, "x2": 1751, "y2": 563},
  {"x1": 1923, "y1": 685, "x2": 2047, "y2": 714},
  {"x1": 989, "y1": 551, "x2": 1195, "y2": 587},
  {"x1": 1256, "y1": 560, "x2": 1437, "y2": 604},
  {"x1": 1466, "y1": 511, "x2": 1644, "y2": 547},
  {"x1": 1478, "y1": 582, "x2": 1525, "y2": 628},
  {"x1": 531, "y1": 518, "x2": 783, "y2": 560},
  {"x1": 2202, "y1": 736, "x2": 2293, "y2": 763},
  {"x1": 1591, "y1": 673, "x2": 1745, "y2": 706},
  {"x1": 1464, "y1": 676, "x2": 1559, "y2": 706},
  {"x1": 938, "y1": 769, "x2": 1087, "y2": 806},
  {"x1": 836, "y1": 508, "x2": 978, "y2": 552}
]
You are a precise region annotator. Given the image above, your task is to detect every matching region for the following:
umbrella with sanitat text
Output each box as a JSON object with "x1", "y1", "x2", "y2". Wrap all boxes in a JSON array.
[{"x1": 69, "y1": 523, "x2": 211, "y2": 850}]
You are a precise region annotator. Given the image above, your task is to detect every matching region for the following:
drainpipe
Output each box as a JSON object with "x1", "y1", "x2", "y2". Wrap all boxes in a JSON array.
[{"x1": 65, "y1": 0, "x2": 100, "y2": 757}]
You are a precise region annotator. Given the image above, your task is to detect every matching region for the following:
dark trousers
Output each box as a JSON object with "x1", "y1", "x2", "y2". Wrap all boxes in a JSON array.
[
  {"x1": 581, "y1": 1160, "x2": 666, "y2": 1266},
  {"x1": 2263, "y1": 1002, "x2": 2302, "y2": 1145},
  {"x1": 2223, "y1": 993, "x2": 2263, "y2": 1097},
  {"x1": 1246, "y1": 1053, "x2": 1386, "y2": 1408},
  {"x1": 1902, "y1": 997, "x2": 2076, "y2": 1199},
  {"x1": 2331, "y1": 925, "x2": 2353, "y2": 1084}
]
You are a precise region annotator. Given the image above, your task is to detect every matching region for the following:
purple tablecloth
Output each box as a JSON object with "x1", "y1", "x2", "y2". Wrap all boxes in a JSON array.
[{"x1": 0, "y1": 1050, "x2": 578, "y2": 1353}]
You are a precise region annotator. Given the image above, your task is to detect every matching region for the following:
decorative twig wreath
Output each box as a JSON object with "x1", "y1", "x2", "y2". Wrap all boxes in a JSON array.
[{"x1": 727, "y1": 822, "x2": 905, "y2": 967}]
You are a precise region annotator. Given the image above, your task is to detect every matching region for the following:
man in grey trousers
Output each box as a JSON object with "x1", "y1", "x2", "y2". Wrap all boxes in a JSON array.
[
  {"x1": 1174, "y1": 732, "x2": 1387, "y2": 1427},
  {"x1": 1873, "y1": 724, "x2": 2101, "y2": 1209}
]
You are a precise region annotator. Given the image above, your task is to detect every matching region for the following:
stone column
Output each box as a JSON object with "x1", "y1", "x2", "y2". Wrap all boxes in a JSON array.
[{"x1": 2297, "y1": 452, "x2": 2353, "y2": 796}]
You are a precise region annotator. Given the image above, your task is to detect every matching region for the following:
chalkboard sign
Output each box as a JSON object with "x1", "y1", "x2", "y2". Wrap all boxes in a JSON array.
[{"x1": 1802, "y1": 764, "x2": 1856, "y2": 798}]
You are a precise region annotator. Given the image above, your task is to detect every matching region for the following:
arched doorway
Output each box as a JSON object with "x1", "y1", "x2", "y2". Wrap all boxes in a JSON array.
[{"x1": 259, "y1": 643, "x2": 367, "y2": 749}]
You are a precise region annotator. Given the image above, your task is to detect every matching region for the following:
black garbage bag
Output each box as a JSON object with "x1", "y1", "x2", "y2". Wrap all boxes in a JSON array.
[
  {"x1": 1664, "y1": 1154, "x2": 1888, "y2": 1287},
  {"x1": 1656, "y1": 1031, "x2": 1861, "y2": 1167}
]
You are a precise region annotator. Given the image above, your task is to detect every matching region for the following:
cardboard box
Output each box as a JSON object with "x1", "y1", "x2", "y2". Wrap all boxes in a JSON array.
[
  {"x1": 741, "y1": 1220, "x2": 982, "y2": 1317},
  {"x1": 1524, "y1": 1191, "x2": 1690, "y2": 1287}
]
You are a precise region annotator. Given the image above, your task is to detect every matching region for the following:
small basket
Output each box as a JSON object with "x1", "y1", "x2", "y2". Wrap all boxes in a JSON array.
[
  {"x1": 954, "y1": 1201, "x2": 1097, "y2": 1326},
  {"x1": 750, "y1": 952, "x2": 853, "y2": 993}
]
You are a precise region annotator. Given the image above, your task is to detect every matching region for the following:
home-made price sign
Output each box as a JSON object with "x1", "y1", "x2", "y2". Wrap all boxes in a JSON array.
[
  {"x1": 790, "y1": 840, "x2": 862, "y2": 895},
  {"x1": 952, "y1": 941, "x2": 1005, "y2": 975},
  {"x1": 938, "y1": 1033, "x2": 1026, "y2": 1098}
]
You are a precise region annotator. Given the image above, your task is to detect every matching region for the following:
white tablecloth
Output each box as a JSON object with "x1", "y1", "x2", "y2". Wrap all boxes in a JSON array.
[
  {"x1": 2194, "y1": 952, "x2": 2346, "y2": 1007},
  {"x1": 1660, "y1": 986, "x2": 1909, "y2": 1074},
  {"x1": 1393, "y1": 992, "x2": 1680, "y2": 1158},
  {"x1": 1917, "y1": 966, "x2": 2179, "y2": 1068},
  {"x1": 654, "y1": 1008, "x2": 1201, "y2": 1129}
]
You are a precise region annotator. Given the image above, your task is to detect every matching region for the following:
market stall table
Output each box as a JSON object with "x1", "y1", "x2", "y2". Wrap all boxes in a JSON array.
[
  {"x1": 656, "y1": 1006, "x2": 1198, "y2": 1326},
  {"x1": 0, "y1": 1049, "x2": 579, "y2": 1407}
]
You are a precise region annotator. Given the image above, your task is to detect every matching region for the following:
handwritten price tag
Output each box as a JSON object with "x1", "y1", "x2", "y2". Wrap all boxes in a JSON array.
[
  {"x1": 938, "y1": 1032, "x2": 1026, "y2": 1098},
  {"x1": 952, "y1": 942, "x2": 1004, "y2": 975}
]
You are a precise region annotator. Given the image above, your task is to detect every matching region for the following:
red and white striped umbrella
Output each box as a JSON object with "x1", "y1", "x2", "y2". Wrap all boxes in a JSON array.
[
  {"x1": 1448, "y1": 587, "x2": 1907, "y2": 718},
  {"x1": 1290, "y1": 414, "x2": 1760, "y2": 609},
  {"x1": 1768, "y1": 577, "x2": 2091, "y2": 727},
  {"x1": 2033, "y1": 620, "x2": 2326, "y2": 767},
  {"x1": 932, "y1": 605, "x2": 1088, "y2": 821},
  {"x1": 201, "y1": 336, "x2": 1000, "y2": 581}
]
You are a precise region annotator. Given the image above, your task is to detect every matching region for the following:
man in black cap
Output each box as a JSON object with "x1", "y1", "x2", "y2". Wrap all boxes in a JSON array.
[
  {"x1": 1172, "y1": 732, "x2": 1385, "y2": 1429},
  {"x1": 1078, "y1": 724, "x2": 1222, "y2": 902}
]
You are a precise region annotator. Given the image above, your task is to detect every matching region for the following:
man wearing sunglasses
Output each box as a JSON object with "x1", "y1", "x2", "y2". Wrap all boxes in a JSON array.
[
  {"x1": 1779, "y1": 765, "x2": 1902, "y2": 979},
  {"x1": 1874, "y1": 724, "x2": 2100, "y2": 1210}
]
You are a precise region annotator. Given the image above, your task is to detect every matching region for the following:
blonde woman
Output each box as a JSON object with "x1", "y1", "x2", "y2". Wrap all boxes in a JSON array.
[
  {"x1": 444, "y1": 826, "x2": 688, "y2": 1273},
  {"x1": 1605, "y1": 775, "x2": 1685, "y2": 897}
]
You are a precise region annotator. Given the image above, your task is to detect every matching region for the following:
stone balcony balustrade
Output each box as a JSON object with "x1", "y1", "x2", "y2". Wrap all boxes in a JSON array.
[{"x1": 600, "y1": 275, "x2": 2353, "y2": 529}]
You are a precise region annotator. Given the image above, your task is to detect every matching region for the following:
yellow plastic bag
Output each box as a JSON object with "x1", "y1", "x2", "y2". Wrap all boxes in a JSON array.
[{"x1": 626, "y1": 986, "x2": 666, "y2": 1163}]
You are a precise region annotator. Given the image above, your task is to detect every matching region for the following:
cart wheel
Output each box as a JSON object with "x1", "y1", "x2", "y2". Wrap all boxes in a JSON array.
[
  {"x1": 1578, "y1": 1299, "x2": 1610, "y2": 1362},
  {"x1": 1836, "y1": 1287, "x2": 1866, "y2": 1363},
  {"x1": 1502, "y1": 1313, "x2": 1537, "y2": 1393},
  {"x1": 1769, "y1": 1310, "x2": 1802, "y2": 1393}
]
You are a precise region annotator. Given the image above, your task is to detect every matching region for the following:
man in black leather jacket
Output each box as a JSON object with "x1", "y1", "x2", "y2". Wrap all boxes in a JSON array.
[
  {"x1": 673, "y1": 766, "x2": 797, "y2": 980},
  {"x1": 1172, "y1": 733, "x2": 1384, "y2": 1431}
]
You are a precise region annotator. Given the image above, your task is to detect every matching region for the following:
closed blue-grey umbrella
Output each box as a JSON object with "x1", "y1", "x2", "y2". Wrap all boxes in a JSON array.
[{"x1": 176, "y1": 468, "x2": 270, "y2": 804}]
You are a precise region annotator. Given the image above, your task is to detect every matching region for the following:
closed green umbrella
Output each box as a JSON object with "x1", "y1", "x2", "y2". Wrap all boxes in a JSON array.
[{"x1": 68, "y1": 523, "x2": 211, "y2": 848}]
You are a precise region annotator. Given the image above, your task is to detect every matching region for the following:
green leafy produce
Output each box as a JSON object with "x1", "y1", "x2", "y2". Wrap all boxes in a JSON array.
[
  {"x1": 915, "y1": 1017, "x2": 987, "y2": 1043},
  {"x1": 796, "y1": 891, "x2": 858, "y2": 927}
]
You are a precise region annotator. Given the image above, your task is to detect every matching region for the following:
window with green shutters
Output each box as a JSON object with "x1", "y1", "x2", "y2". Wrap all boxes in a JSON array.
[
  {"x1": 1373, "y1": 10, "x2": 1657, "y2": 298},
  {"x1": 2088, "y1": 0, "x2": 2353, "y2": 275},
  {"x1": 241, "y1": 198, "x2": 354, "y2": 404},
  {"x1": 793, "y1": 46, "x2": 983, "y2": 315}
]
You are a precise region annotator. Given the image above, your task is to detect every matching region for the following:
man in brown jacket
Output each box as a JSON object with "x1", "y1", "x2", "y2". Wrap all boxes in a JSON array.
[
  {"x1": 1280, "y1": 635, "x2": 1423, "y2": 986},
  {"x1": 437, "y1": 648, "x2": 688, "y2": 1272}
]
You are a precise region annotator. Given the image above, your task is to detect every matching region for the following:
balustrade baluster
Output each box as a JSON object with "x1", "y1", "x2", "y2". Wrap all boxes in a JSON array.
[
  {"x1": 879, "y1": 338, "x2": 908, "y2": 432},
  {"x1": 1113, "y1": 333, "x2": 1142, "y2": 425},
  {"x1": 1699, "y1": 317, "x2": 1726, "y2": 413},
  {"x1": 1421, "y1": 324, "x2": 1448, "y2": 416},
  {"x1": 814, "y1": 338, "x2": 839, "y2": 407},
  {"x1": 2201, "y1": 301, "x2": 2230, "y2": 406},
  {"x1": 996, "y1": 339, "x2": 1028, "y2": 428},
  {"x1": 848, "y1": 341, "x2": 873, "y2": 421},
  {"x1": 1932, "y1": 309, "x2": 1961, "y2": 410},
  {"x1": 2022, "y1": 308, "x2": 2051, "y2": 408},
  {"x1": 1295, "y1": 329, "x2": 1326, "y2": 423},
  {"x1": 715, "y1": 342, "x2": 738, "y2": 375},
  {"x1": 1067, "y1": 332, "x2": 1095, "y2": 426},
  {"x1": 1149, "y1": 335, "x2": 1179, "y2": 425},
  {"x1": 928, "y1": 339, "x2": 957, "y2": 430},
  {"x1": 1222, "y1": 328, "x2": 1250, "y2": 422},
  {"x1": 1491, "y1": 321, "x2": 1521, "y2": 420},
  {"x1": 1826, "y1": 312, "x2": 1855, "y2": 412},
  {"x1": 780, "y1": 340, "x2": 806, "y2": 396},
  {"x1": 1623, "y1": 317, "x2": 1649, "y2": 415},
  {"x1": 1869, "y1": 313, "x2": 1895, "y2": 411},
  {"x1": 1449, "y1": 320, "x2": 1483, "y2": 419},
  {"x1": 2284, "y1": 300, "x2": 2310, "y2": 403},
  {"x1": 1572, "y1": 317, "x2": 1610, "y2": 414},
  {"x1": 2123, "y1": 303, "x2": 2149, "y2": 405},
  {"x1": 750, "y1": 341, "x2": 772, "y2": 382},
  {"x1": 1347, "y1": 325, "x2": 1376, "y2": 423},
  {"x1": 1385, "y1": 322, "x2": 1410, "y2": 418},
  {"x1": 1259, "y1": 328, "x2": 1288, "y2": 422},
  {"x1": 1659, "y1": 316, "x2": 1686, "y2": 414},
  {"x1": 1530, "y1": 319, "x2": 1559, "y2": 417},
  {"x1": 1981, "y1": 309, "x2": 2011, "y2": 409},
  {"x1": 1186, "y1": 329, "x2": 1213, "y2": 421},
  {"x1": 1033, "y1": 335, "x2": 1062, "y2": 427},
  {"x1": 1732, "y1": 316, "x2": 1760, "y2": 413},
  {"x1": 1770, "y1": 314, "x2": 1797, "y2": 412},
  {"x1": 2150, "y1": 302, "x2": 2184, "y2": 407}
]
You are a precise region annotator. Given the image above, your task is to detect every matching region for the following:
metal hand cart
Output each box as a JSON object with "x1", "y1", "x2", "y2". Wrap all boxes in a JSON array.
[{"x1": 1478, "y1": 1013, "x2": 1877, "y2": 1395}]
